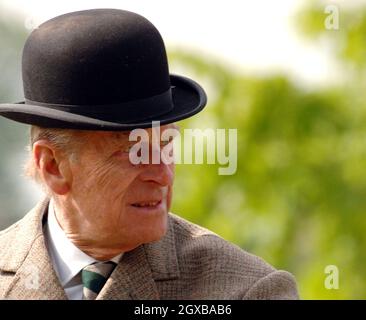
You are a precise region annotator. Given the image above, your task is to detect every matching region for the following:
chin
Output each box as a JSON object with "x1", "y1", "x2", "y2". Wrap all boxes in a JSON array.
[
  {"x1": 111, "y1": 219, "x2": 168, "y2": 253},
  {"x1": 141, "y1": 215, "x2": 169, "y2": 244}
]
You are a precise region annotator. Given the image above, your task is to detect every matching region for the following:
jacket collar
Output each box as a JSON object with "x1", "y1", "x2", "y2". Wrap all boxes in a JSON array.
[{"x1": 0, "y1": 197, "x2": 180, "y2": 299}]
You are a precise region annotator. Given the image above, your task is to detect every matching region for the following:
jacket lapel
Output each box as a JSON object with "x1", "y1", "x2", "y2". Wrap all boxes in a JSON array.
[
  {"x1": 97, "y1": 245, "x2": 158, "y2": 300},
  {"x1": 5, "y1": 235, "x2": 67, "y2": 299},
  {"x1": 1, "y1": 198, "x2": 67, "y2": 299}
]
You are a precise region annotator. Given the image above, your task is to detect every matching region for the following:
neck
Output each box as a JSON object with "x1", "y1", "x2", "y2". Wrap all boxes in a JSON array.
[{"x1": 51, "y1": 198, "x2": 127, "y2": 261}]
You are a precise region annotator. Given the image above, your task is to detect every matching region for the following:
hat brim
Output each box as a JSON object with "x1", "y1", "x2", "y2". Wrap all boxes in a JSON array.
[{"x1": 0, "y1": 74, "x2": 207, "y2": 130}]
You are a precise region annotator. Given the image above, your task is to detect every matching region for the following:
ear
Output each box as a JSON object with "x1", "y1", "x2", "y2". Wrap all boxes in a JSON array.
[{"x1": 33, "y1": 140, "x2": 71, "y2": 195}]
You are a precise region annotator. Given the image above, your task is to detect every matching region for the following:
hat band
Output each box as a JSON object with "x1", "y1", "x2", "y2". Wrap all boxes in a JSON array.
[{"x1": 24, "y1": 88, "x2": 174, "y2": 123}]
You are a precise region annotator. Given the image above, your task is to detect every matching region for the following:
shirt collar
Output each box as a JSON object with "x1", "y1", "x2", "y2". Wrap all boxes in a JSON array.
[{"x1": 46, "y1": 198, "x2": 123, "y2": 287}]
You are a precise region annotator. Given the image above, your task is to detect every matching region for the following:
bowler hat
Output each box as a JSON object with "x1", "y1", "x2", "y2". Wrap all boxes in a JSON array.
[{"x1": 0, "y1": 9, "x2": 207, "y2": 130}]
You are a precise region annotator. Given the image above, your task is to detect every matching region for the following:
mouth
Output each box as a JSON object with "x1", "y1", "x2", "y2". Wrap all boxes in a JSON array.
[{"x1": 130, "y1": 200, "x2": 162, "y2": 209}]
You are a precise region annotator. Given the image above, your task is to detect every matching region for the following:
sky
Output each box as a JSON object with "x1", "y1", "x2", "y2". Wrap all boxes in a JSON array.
[{"x1": 0, "y1": 0, "x2": 357, "y2": 87}]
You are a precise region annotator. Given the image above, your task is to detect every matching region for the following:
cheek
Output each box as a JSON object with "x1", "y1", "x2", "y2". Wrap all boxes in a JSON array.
[
  {"x1": 166, "y1": 186, "x2": 173, "y2": 211},
  {"x1": 167, "y1": 164, "x2": 175, "y2": 209},
  {"x1": 73, "y1": 158, "x2": 140, "y2": 199},
  {"x1": 169, "y1": 163, "x2": 175, "y2": 175}
]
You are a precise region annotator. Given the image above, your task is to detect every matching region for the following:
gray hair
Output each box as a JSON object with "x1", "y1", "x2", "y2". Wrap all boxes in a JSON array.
[{"x1": 24, "y1": 126, "x2": 83, "y2": 188}]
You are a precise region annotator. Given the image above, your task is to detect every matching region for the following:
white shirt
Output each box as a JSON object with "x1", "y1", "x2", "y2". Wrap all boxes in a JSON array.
[{"x1": 45, "y1": 199, "x2": 123, "y2": 300}]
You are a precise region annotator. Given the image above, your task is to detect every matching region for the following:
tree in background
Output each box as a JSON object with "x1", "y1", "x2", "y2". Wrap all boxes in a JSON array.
[{"x1": 169, "y1": 2, "x2": 366, "y2": 299}]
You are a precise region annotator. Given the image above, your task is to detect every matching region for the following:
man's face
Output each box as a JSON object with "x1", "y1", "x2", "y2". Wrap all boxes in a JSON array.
[{"x1": 64, "y1": 124, "x2": 177, "y2": 253}]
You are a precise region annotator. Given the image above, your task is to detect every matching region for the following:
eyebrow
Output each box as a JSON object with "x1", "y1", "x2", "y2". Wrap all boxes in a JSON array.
[
  {"x1": 113, "y1": 132, "x2": 129, "y2": 139},
  {"x1": 166, "y1": 123, "x2": 180, "y2": 131},
  {"x1": 172, "y1": 124, "x2": 180, "y2": 131}
]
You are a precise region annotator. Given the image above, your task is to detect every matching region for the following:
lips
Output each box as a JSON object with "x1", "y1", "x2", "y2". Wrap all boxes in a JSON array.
[
  {"x1": 131, "y1": 200, "x2": 162, "y2": 208},
  {"x1": 132, "y1": 200, "x2": 161, "y2": 208}
]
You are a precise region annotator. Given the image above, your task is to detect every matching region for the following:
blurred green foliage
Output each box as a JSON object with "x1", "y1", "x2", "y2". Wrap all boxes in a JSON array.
[
  {"x1": 170, "y1": 3, "x2": 366, "y2": 299},
  {"x1": 1, "y1": 2, "x2": 366, "y2": 299}
]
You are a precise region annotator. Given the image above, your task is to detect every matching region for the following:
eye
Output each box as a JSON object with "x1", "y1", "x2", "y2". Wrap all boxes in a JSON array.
[
  {"x1": 121, "y1": 143, "x2": 135, "y2": 153},
  {"x1": 160, "y1": 136, "x2": 174, "y2": 147}
]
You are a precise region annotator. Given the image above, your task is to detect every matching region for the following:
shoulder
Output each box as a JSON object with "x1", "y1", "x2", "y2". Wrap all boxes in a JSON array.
[
  {"x1": 0, "y1": 198, "x2": 49, "y2": 271},
  {"x1": 0, "y1": 220, "x2": 21, "y2": 255},
  {"x1": 169, "y1": 213, "x2": 274, "y2": 278},
  {"x1": 0, "y1": 220, "x2": 22, "y2": 295},
  {"x1": 168, "y1": 213, "x2": 299, "y2": 299}
]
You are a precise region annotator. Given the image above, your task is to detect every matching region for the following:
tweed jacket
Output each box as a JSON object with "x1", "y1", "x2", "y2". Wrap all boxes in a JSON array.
[{"x1": 0, "y1": 198, "x2": 299, "y2": 299}]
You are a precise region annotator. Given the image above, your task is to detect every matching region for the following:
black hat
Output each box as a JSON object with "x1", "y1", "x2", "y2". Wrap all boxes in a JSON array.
[{"x1": 0, "y1": 9, "x2": 207, "y2": 130}]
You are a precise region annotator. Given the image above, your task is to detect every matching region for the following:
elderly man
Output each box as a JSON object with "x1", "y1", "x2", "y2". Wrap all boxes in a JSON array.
[{"x1": 0, "y1": 9, "x2": 298, "y2": 300}]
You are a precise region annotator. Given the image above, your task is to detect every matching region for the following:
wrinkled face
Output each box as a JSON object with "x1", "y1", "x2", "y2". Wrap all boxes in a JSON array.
[{"x1": 66, "y1": 124, "x2": 177, "y2": 252}]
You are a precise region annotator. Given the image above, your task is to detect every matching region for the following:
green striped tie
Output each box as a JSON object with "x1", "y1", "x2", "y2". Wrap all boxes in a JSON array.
[{"x1": 81, "y1": 261, "x2": 117, "y2": 300}]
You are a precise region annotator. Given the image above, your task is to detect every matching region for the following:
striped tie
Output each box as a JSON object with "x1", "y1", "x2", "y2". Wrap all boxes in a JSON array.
[{"x1": 81, "y1": 261, "x2": 117, "y2": 300}]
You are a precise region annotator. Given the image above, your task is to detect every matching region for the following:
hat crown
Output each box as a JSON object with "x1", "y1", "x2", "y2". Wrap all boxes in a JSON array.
[{"x1": 22, "y1": 9, "x2": 170, "y2": 105}]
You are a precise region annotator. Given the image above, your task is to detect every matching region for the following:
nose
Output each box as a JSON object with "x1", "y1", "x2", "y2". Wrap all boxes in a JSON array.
[
  {"x1": 139, "y1": 161, "x2": 174, "y2": 186},
  {"x1": 139, "y1": 144, "x2": 175, "y2": 186}
]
